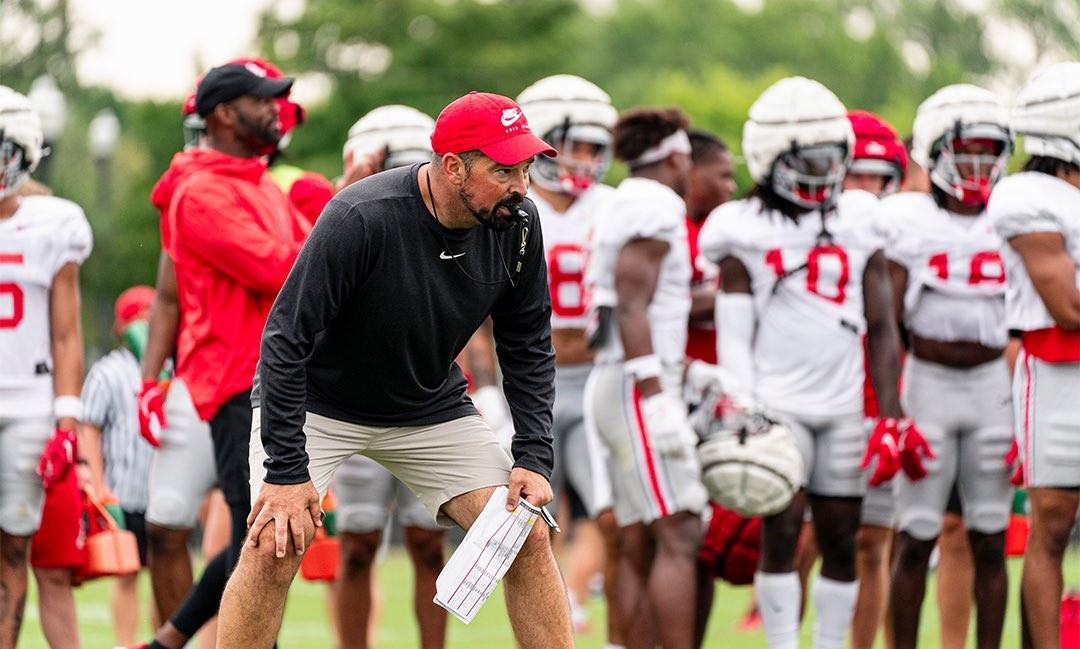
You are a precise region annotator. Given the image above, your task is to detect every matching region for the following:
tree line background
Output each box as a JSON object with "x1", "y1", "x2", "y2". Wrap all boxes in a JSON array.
[{"x1": 3, "y1": 0, "x2": 1078, "y2": 357}]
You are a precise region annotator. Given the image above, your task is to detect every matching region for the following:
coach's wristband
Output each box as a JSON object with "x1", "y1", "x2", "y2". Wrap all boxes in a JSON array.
[
  {"x1": 54, "y1": 395, "x2": 83, "y2": 421},
  {"x1": 623, "y1": 354, "x2": 662, "y2": 382}
]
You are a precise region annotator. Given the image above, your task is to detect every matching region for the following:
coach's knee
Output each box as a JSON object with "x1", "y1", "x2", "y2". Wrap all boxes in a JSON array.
[
  {"x1": 515, "y1": 520, "x2": 555, "y2": 567},
  {"x1": 238, "y1": 522, "x2": 311, "y2": 589}
]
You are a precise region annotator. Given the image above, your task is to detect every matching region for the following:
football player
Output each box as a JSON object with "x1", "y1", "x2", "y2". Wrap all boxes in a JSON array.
[
  {"x1": 989, "y1": 61, "x2": 1080, "y2": 649},
  {"x1": 698, "y1": 77, "x2": 909, "y2": 649},
  {"x1": 793, "y1": 108, "x2": 909, "y2": 649},
  {"x1": 0, "y1": 86, "x2": 93, "y2": 648},
  {"x1": 516, "y1": 74, "x2": 622, "y2": 646},
  {"x1": 586, "y1": 105, "x2": 726, "y2": 649},
  {"x1": 881, "y1": 83, "x2": 1014, "y2": 649},
  {"x1": 841, "y1": 109, "x2": 908, "y2": 649}
]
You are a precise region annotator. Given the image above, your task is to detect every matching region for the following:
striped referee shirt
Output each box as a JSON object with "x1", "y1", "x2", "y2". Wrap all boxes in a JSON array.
[{"x1": 82, "y1": 347, "x2": 153, "y2": 512}]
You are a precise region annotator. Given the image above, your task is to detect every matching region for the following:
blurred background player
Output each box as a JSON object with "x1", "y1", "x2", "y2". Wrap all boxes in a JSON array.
[
  {"x1": 793, "y1": 108, "x2": 909, "y2": 649},
  {"x1": 684, "y1": 129, "x2": 737, "y2": 366},
  {"x1": 330, "y1": 103, "x2": 448, "y2": 649},
  {"x1": 0, "y1": 86, "x2": 93, "y2": 648},
  {"x1": 132, "y1": 60, "x2": 310, "y2": 649},
  {"x1": 515, "y1": 73, "x2": 622, "y2": 647},
  {"x1": 883, "y1": 83, "x2": 1014, "y2": 649},
  {"x1": 586, "y1": 105, "x2": 724, "y2": 649},
  {"x1": 989, "y1": 60, "x2": 1080, "y2": 649},
  {"x1": 699, "y1": 76, "x2": 910, "y2": 649},
  {"x1": 677, "y1": 129, "x2": 752, "y2": 647},
  {"x1": 80, "y1": 285, "x2": 158, "y2": 646},
  {"x1": 140, "y1": 57, "x2": 318, "y2": 649}
]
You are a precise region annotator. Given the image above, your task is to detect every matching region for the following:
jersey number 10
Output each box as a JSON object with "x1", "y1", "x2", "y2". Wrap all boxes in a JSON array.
[{"x1": 765, "y1": 246, "x2": 851, "y2": 305}]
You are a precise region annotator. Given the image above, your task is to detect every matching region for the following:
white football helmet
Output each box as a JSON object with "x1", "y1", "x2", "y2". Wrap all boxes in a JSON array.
[
  {"x1": 742, "y1": 76, "x2": 853, "y2": 210},
  {"x1": 911, "y1": 84, "x2": 1011, "y2": 207},
  {"x1": 0, "y1": 86, "x2": 44, "y2": 200},
  {"x1": 696, "y1": 405, "x2": 803, "y2": 518},
  {"x1": 516, "y1": 74, "x2": 617, "y2": 195},
  {"x1": 1011, "y1": 61, "x2": 1080, "y2": 167},
  {"x1": 343, "y1": 104, "x2": 435, "y2": 171}
]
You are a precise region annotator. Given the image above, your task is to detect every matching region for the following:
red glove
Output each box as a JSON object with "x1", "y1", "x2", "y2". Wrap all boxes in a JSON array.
[
  {"x1": 38, "y1": 427, "x2": 77, "y2": 490},
  {"x1": 138, "y1": 379, "x2": 166, "y2": 448},
  {"x1": 861, "y1": 418, "x2": 901, "y2": 486},
  {"x1": 1004, "y1": 439, "x2": 1025, "y2": 487},
  {"x1": 897, "y1": 418, "x2": 934, "y2": 481}
]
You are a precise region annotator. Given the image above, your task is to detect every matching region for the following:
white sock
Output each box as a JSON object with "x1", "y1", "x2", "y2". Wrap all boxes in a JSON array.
[
  {"x1": 755, "y1": 571, "x2": 801, "y2": 649},
  {"x1": 812, "y1": 576, "x2": 858, "y2": 649},
  {"x1": 604, "y1": 645, "x2": 626, "y2": 649}
]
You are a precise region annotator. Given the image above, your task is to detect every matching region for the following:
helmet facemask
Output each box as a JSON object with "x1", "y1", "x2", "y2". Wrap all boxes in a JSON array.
[
  {"x1": 531, "y1": 120, "x2": 612, "y2": 196},
  {"x1": 771, "y1": 142, "x2": 849, "y2": 210},
  {"x1": 0, "y1": 134, "x2": 30, "y2": 201},
  {"x1": 929, "y1": 124, "x2": 1010, "y2": 207}
]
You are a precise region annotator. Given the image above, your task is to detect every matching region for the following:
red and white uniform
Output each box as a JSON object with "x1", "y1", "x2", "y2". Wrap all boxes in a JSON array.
[
  {"x1": 0, "y1": 195, "x2": 92, "y2": 537},
  {"x1": 0, "y1": 196, "x2": 93, "y2": 417},
  {"x1": 699, "y1": 190, "x2": 884, "y2": 498},
  {"x1": 990, "y1": 173, "x2": 1080, "y2": 360},
  {"x1": 879, "y1": 191, "x2": 1012, "y2": 539},
  {"x1": 534, "y1": 184, "x2": 615, "y2": 519},
  {"x1": 878, "y1": 192, "x2": 1007, "y2": 348},
  {"x1": 535, "y1": 185, "x2": 612, "y2": 330},
  {"x1": 585, "y1": 177, "x2": 704, "y2": 525},
  {"x1": 587, "y1": 177, "x2": 691, "y2": 370},
  {"x1": 699, "y1": 191, "x2": 883, "y2": 417},
  {"x1": 989, "y1": 171, "x2": 1080, "y2": 488}
]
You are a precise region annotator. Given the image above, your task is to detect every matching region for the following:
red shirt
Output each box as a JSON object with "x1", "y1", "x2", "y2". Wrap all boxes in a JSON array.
[
  {"x1": 685, "y1": 216, "x2": 718, "y2": 364},
  {"x1": 165, "y1": 149, "x2": 310, "y2": 420}
]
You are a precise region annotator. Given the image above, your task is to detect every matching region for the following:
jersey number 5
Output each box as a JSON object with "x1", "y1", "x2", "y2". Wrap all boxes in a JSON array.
[{"x1": 765, "y1": 246, "x2": 850, "y2": 305}]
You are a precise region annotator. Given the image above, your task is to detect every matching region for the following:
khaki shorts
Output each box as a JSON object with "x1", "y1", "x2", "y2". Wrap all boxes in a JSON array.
[{"x1": 249, "y1": 408, "x2": 513, "y2": 527}]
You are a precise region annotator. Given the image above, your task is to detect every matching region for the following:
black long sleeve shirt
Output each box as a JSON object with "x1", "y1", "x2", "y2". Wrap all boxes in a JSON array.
[{"x1": 252, "y1": 164, "x2": 555, "y2": 484}]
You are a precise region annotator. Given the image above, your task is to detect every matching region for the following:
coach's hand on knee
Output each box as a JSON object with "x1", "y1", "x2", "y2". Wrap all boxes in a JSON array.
[
  {"x1": 506, "y1": 467, "x2": 553, "y2": 512},
  {"x1": 246, "y1": 480, "x2": 322, "y2": 558}
]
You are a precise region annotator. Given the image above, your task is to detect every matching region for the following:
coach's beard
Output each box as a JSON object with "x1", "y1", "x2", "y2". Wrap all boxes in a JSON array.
[{"x1": 462, "y1": 191, "x2": 524, "y2": 232}]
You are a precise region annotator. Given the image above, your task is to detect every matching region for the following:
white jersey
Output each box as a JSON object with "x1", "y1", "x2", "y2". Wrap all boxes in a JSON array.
[
  {"x1": 989, "y1": 172, "x2": 1080, "y2": 332},
  {"x1": 878, "y1": 192, "x2": 1007, "y2": 348},
  {"x1": 586, "y1": 177, "x2": 691, "y2": 366},
  {"x1": 0, "y1": 195, "x2": 93, "y2": 418},
  {"x1": 699, "y1": 190, "x2": 884, "y2": 416},
  {"x1": 533, "y1": 184, "x2": 614, "y2": 330}
]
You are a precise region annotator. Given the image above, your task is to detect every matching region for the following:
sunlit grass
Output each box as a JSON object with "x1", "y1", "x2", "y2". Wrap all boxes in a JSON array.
[{"x1": 15, "y1": 549, "x2": 1079, "y2": 648}]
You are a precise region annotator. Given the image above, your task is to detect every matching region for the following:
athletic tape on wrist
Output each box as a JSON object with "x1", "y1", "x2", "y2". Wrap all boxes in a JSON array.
[
  {"x1": 54, "y1": 395, "x2": 83, "y2": 421},
  {"x1": 623, "y1": 354, "x2": 662, "y2": 381}
]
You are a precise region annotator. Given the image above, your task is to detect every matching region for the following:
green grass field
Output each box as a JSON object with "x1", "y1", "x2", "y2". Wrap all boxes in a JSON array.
[{"x1": 15, "y1": 550, "x2": 1079, "y2": 648}]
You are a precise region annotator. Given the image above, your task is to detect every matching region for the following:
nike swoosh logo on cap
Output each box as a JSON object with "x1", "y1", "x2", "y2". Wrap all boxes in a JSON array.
[
  {"x1": 440, "y1": 251, "x2": 466, "y2": 260},
  {"x1": 501, "y1": 108, "x2": 522, "y2": 127}
]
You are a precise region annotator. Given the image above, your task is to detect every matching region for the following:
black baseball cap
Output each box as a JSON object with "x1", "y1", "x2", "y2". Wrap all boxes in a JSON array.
[{"x1": 194, "y1": 63, "x2": 294, "y2": 117}]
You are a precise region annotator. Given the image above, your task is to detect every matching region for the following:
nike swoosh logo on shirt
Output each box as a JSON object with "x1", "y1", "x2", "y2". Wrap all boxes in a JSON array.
[{"x1": 440, "y1": 251, "x2": 466, "y2": 260}]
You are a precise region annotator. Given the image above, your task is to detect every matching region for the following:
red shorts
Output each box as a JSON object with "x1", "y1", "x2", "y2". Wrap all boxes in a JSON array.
[{"x1": 30, "y1": 470, "x2": 85, "y2": 569}]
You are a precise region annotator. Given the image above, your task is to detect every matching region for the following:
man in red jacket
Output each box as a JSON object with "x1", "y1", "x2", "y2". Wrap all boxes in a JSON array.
[{"x1": 131, "y1": 61, "x2": 310, "y2": 649}]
